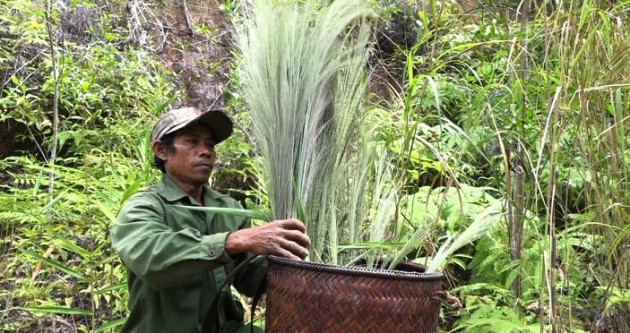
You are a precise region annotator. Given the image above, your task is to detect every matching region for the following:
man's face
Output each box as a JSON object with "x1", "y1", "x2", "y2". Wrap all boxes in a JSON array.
[{"x1": 156, "y1": 122, "x2": 216, "y2": 187}]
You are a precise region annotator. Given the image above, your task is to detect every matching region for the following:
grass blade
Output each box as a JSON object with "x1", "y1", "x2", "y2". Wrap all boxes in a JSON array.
[
  {"x1": 94, "y1": 318, "x2": 127, "y2": 331},
  {"x1": 173, "y1": 205, "x2": 269, "y2": 221},
  {"x1": 19, "y1": 248, "x2": 89, "y2": 282},
  {"x1": 19, "y1": 306, "x2": 90, "y2": 315}
]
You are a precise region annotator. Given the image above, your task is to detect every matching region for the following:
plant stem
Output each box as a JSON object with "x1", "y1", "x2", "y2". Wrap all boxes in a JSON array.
[{"x1": 44, "y1": 0, "x2": 59, "y2": 206}]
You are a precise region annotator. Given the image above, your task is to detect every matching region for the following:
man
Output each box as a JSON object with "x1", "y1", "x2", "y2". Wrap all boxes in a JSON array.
[{"x1": 111, "y1": 107, "x2": 310, "y2": 333}]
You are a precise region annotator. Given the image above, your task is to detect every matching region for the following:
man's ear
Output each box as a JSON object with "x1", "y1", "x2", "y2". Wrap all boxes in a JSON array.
[{"x1": 152, "y1": 141, "x2": 170, "y2": 162}]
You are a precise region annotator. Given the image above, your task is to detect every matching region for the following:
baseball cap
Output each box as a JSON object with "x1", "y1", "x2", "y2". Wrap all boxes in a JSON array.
[{"x1": 150, "y1": 107, "x2": 233, "y2": 144}]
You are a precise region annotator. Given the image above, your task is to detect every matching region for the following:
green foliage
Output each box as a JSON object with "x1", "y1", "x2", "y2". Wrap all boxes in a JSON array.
[
  {"x1": 381, "y1": 185, "x2": 503, "y2": 271},
  {"x1": 219, "y1": 0, "x2": 242, "y2": 18},
  {"x1": 368, "y1": 0, "x2": 630, "y2": 330},
  {"x1": 0, "y1": 0, "x2": 173, "y2": 330},
  {"x1": 1, "y1": 0, "x2": 175, "y2": 158},
  {"x1": 0, "y1": 152, "x2": 154, "y2": 330}
]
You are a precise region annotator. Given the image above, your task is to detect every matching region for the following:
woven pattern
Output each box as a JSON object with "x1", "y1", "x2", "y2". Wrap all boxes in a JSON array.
[{"x1": 265, "y1": 256, "x2": 444, "y2": 333}]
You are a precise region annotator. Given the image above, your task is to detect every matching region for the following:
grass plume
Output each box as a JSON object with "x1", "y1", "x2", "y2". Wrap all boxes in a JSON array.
[{"x1": 234, "y1": 0, "x2": 375, "y2": 262}]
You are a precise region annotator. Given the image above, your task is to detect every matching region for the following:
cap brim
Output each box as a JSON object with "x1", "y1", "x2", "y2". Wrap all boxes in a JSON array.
[
  {"x1": 198, "y1": 110, "x2": 233, "y2": 144},
  {"x1": 163, "y1": 109, "x2": 233, "y2": 144}
]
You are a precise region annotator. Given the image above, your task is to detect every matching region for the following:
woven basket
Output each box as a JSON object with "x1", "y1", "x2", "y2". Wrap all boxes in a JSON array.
[{"x1": 265, "y1": 255, "x2": 444, "y2": 333}]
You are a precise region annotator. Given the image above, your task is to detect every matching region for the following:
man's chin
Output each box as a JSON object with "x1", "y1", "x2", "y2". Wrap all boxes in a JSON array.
[{"x1": 194, "y1": 172, "x2": 212, "y2": 185}]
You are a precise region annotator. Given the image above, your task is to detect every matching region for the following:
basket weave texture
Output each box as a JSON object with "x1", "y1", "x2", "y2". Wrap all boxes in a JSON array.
[{"x1": 265, "y1": 255, "x2": 444, "y2": 333}]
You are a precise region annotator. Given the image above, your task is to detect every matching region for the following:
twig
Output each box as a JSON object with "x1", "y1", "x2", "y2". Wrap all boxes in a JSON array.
[
  {"x1": 0, "y1": 50, "x2": 45, "y2": 92},
  {"x1": 128, "y1": 0, "x2": 169, "y2": 51},
  {"x1": 25, "y1": 124, "x2": 48, "y2": 160},
  {"x1": 182, "y1": 0, "x2": 197, "y2": 36},
  {"x1": 140, "y1": 0, "x2": 168, "y2": 51},
  {"x1": 127, "y1": 0, "x2": 147, "y2": 46}
]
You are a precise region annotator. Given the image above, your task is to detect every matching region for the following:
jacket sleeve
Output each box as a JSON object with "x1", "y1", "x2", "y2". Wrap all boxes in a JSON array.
[{"x1": 111, "y1": 194, "x2": 233, "y2": 290}]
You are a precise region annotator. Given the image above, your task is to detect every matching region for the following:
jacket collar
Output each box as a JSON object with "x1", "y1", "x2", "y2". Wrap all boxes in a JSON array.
[
  {"x1": 156, "y1": 175, "x2": 188, "y2": 202},
  {"x1": 156, "y1": 175, "x2": 224, "y2": 206}
]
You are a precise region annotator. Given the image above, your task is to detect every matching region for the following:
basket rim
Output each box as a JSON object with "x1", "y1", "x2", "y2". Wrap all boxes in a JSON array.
[{"x1": 267, "y1": 255, "x2": 444, "y2": 281}]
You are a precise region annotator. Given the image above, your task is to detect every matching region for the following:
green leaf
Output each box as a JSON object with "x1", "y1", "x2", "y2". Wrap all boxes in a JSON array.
[
  {"x1": 338, "y1": 241, "x2": 404, "y2": 250},
  {"x1": 56, "y1": 236, "x2": 92, "y2": 259},
  {"x1": 95, "y1": 201, "x2": 118, "y2": 225},
  {"x1": 94, "y1": 282, "x2": 126, "y2": 295},
  {"x1": 153, "y1": 96, "x2": 175, "y2": 113},
  {"x1": 94, "y1": 318, "x2": 127, "y2": 332},
  {"x1": 96, "y1": 254, "x2": 120, "y2": 266},
  {"x1": 19, "y1": 248, "x2": 89, "y2": 282},
  {"x1": 19, "y1": 306, "x2": 91, "y2": 315}
]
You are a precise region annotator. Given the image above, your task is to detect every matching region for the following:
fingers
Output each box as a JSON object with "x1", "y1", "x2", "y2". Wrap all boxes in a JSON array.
[
  {"x1": 281, "y1": 238, "x2": 309, "y2": 259},
  {"x1": 275, "y1": 220, "x2": 310, "y2": 259},
  {"x1": 275, "y1": 247, "x2": 302, "y2": 261},
  {"x1": 278, "y1": 218, "x2": 306, "y2": 232},
  {"x1": 245, "y1": 218, "x2": 310, "y2": 260},
  {"x1": 283, "y1": 229, "x2": 311, "y2": 248},
  {"x1": 273, "y1": 239, "x2": 309, "y2": 260}
]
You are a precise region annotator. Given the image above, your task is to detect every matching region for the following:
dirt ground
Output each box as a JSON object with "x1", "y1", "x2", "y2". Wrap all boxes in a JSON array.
[{"x1": 142, "y1": 0, "x2": 233, "y2": 110}]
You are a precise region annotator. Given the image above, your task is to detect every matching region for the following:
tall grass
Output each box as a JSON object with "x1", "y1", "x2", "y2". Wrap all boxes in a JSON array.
[
  {"x1": 466, "y1": 0, "x2": 630, "y2": 330},
  {"x1": 366, "y1": 0, "x2": 630, "y2": 330},
  {"x1": 553, "y1": 1, "x2": 630, "y2": 330},
  {"x1": 0, "y1": 149, "x2": 154, "y2": 331},
  {"x1": 234, "y1": 0, "x2": 376, "y2": 263}
]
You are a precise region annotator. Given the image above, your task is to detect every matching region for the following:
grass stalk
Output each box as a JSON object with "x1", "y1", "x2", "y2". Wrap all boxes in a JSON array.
[
  {"x1": 44, "y1": 0, "x2": 59, "y2": 206},
  {"x1": 234, "y1": 0, "x2": 375, "y2": 263}
]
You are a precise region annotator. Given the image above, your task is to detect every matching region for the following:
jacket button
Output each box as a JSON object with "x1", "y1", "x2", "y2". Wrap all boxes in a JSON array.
[{"x1": 209, "y1": 248, "x2": 217, "y2": 256}]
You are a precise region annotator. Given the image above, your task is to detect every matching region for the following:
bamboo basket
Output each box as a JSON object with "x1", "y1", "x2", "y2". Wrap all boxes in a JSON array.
[{"x1": 265, "y1": 255, "x2": 444, "y2": 333}]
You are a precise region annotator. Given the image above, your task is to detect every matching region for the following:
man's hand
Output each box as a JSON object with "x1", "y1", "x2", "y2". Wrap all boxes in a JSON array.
[{"x1": 225, "y1": 219, "x2": 310, "y2": 260}]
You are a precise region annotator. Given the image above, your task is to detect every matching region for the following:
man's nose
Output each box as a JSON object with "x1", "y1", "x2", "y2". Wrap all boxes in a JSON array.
[{"x1": 198, "y1": 143, "x2": 214, "y2": 156}]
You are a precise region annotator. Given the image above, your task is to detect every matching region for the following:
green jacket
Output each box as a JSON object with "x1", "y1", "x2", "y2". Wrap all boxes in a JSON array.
[{"x1": 111, "y1": 176, "x2": 267, "y2": 333}]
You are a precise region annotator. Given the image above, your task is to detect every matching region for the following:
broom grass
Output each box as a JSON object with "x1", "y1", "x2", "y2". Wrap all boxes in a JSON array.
[{"x1": 234, "y1": 0, "x2": 376, "y2": 263}]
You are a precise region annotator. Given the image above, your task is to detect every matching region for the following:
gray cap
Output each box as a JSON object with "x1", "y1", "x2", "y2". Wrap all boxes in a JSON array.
[{"x1": 150, "y1": 107, "x2": 233, "y2": 144}]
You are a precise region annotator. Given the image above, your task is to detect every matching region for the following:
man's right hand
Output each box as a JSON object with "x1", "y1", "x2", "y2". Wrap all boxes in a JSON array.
[{"x1": 225, "y1": 219, "x2": 311, "y2": 261}]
